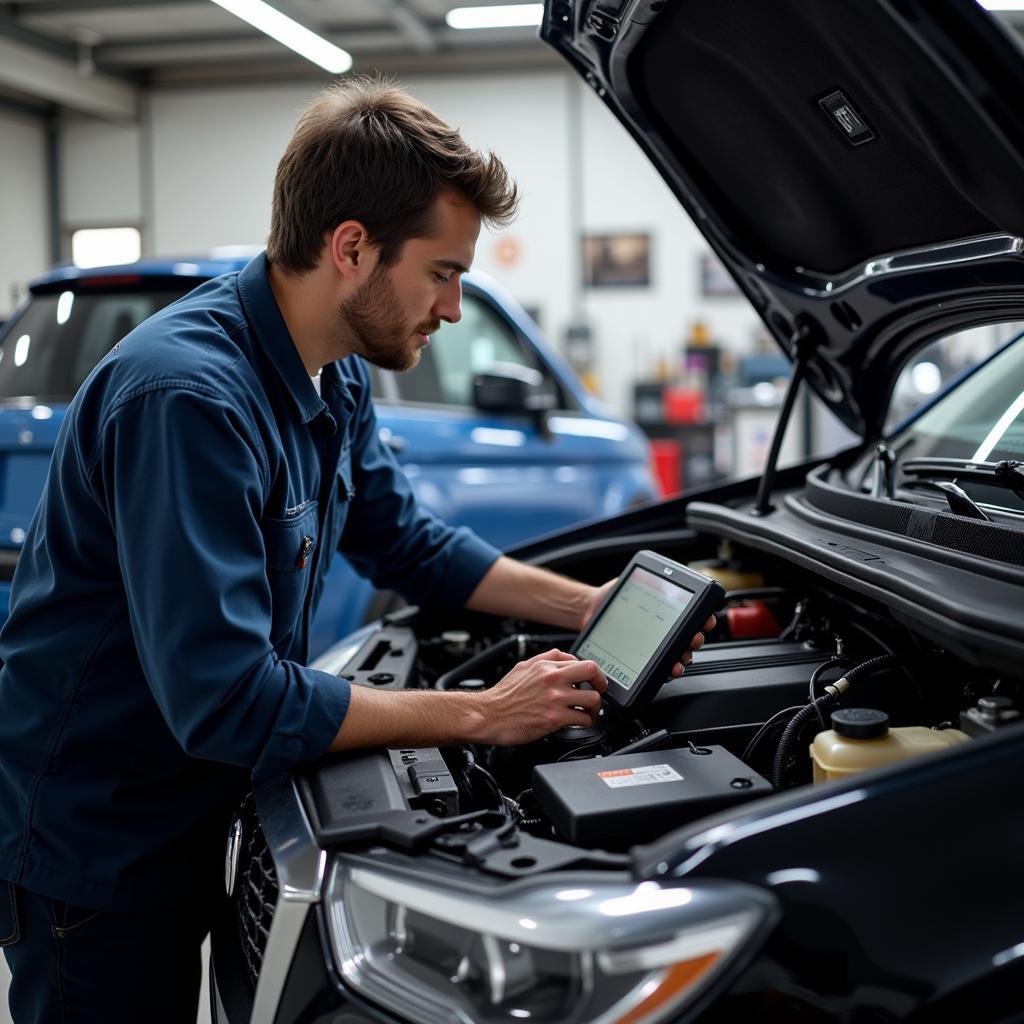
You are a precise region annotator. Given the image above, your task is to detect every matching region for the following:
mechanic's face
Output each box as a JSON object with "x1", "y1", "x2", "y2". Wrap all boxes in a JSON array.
[{"x1": 338, "y1": 191, "x2": 479, "y2": 372}]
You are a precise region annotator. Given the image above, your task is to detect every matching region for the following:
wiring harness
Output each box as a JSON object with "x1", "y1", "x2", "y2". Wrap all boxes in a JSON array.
[{"x1": 770, "y1": 653, "x2": 923, "y2": 790}]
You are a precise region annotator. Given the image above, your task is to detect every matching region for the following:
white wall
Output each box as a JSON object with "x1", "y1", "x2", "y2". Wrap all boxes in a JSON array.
[
  {"x1": 59, "y1": 116, "x2": 143, "y2": 228},
  {"x1": 0, "y1": 109, "x2": 48, "y2": 318},
  {"x1": 148, "y1": 84, "x2": 308, "y2": 255},
  {"x1": 56, "y1": 70, "x2": 764, "y2": 419}
]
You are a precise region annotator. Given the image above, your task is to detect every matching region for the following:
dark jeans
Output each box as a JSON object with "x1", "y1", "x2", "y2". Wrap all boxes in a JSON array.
[{"x1": 2, "y1": 881, "x2": 211, "y2": 1023}]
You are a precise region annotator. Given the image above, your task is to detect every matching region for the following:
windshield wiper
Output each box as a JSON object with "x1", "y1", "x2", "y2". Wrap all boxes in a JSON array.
[
  {"x1": 899, "y1": 478, "x2": 991, "y2": 520},
  {"x1": 901, "y1": 457, "x2": 1024, "y2": 501}
]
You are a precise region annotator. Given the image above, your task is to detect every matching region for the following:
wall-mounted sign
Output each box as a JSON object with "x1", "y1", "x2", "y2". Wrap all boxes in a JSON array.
[
  {"x1": 582, "y1": 232, "x2": 651, "y2": 288},
  {"x1": 492, "y1": 234, "x2": 523, "y2": 267}
]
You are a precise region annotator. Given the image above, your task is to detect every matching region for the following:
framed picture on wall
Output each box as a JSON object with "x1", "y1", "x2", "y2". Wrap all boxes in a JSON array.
[
  {"x1": 582, "y1": 232, "x2": 651, "y2": 288},
  {"x1": 699, "y1": 253, "x2": 741, "y2": 297}
]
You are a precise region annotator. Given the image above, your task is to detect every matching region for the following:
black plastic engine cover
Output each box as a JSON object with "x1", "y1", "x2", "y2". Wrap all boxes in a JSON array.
[
  {"x1": 653, "y1": 639, "x2": 830, "y2": 732},
  {"x1": 299, "y1": 745, "x2": 461, "y2": 847},
  {"x1": 533, "y1": 746, "x2": 771, "y2": 844},
  {"x1": 304, "y1": 749, "x2": 408, "y2": 827}
]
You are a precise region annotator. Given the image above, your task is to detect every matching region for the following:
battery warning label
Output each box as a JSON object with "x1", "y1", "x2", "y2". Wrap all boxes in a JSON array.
[{"x1": 598, "y1": 764, "x2": 682, "y2": 788}]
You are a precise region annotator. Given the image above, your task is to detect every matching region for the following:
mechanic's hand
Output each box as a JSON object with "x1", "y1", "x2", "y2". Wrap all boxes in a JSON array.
[
  {"x1": 579, "y1": 578, "x2": 716, "y2": 678},
  {"x1": 477, "y1": 648, "x2": 608, "y2": 745},
  {"x1": 578, "y1": 578, "x2": 615, "y2": 632}
]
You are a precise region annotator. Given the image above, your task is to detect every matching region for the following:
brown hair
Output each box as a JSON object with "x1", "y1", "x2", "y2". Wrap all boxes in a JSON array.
[{"x1": 266, "y1": 77, "x2": 519, "y2": 273}]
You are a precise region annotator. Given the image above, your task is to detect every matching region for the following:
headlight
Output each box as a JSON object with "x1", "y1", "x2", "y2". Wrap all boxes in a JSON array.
[{"x1": 325, "y1": 857, "x2": 777, "y2": 1024}]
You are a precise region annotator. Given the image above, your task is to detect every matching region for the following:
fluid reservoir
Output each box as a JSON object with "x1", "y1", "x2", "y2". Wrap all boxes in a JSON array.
[
  {"x1": 688, "y1": 561, "x2": 763, "y2": 592},
  {"x1": 811, "y1": 708, "x2": 969, "y2": 783}
]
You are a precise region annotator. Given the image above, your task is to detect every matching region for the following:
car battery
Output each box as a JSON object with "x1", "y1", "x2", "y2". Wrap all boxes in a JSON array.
[{"x1": 533, "y1": 746, "x2": 771, "y2": 844}]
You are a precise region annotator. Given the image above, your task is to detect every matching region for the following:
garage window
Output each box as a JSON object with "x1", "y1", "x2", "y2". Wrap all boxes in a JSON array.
[{"x1": 71, "y1": 228, "x2": 142, "y2": 269}]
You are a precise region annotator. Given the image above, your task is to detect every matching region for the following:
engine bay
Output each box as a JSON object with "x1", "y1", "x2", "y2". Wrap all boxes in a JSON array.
[{"x1": 304, "y1": 534, "x2": 1022, "y2": 863}]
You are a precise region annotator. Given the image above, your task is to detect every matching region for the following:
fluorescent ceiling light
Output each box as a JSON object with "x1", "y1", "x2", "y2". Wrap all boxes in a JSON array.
[
  {"x1": 978, "y1": 1, "x2": 1024, "y2": 10},
  {"x1": 446, "y1": 4, "x2": 543, "y2": 30},
  {"x1": 209, "y1": 0, "x2": 352, "y2": 73}
]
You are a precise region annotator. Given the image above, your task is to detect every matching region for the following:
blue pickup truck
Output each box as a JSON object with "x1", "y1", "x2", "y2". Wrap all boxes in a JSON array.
[{"x1": 0, "y1": 257, "x2": 656, "y2": 655}]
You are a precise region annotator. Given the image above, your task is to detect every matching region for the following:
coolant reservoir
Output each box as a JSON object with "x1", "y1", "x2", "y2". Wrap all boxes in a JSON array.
[
  {"x1": 811, "y1": 708, "x2": 969, "y2": 783},
  {"x1": 687, "y1": 561, "x2": 763, "y2": 592}
]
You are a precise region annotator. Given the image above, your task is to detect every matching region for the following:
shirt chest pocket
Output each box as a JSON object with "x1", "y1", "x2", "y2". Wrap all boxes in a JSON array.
[{"x1": 260, "y1": 500, "x2": 319, "y2": 647}]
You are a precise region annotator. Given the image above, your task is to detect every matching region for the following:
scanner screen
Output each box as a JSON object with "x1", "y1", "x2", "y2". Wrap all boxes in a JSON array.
[{"x1": 575, "y1": 566, "x2": 695, "y2": 690}]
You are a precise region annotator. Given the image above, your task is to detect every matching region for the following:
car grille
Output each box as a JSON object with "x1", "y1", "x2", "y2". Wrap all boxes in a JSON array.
[{"x1": 235, "y1": 793, "x2": 279, "y2": 990}]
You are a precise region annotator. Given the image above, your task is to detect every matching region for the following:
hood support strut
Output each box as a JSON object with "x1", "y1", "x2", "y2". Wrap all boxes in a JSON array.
[{"x1": 751, "y1": 320, "x2": 821, "y2": 516}]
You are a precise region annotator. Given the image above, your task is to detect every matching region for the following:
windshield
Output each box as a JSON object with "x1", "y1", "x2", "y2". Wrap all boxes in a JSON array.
[
  {"x1": 851, "y1": 333, "x2": 1024, "y2": 513},
  {"x1": 895, "y1": 335, "x2": 1024, "y2": 464},
  {"x1": 0, "y1": 286, "x2": 193, "y2": 401}
]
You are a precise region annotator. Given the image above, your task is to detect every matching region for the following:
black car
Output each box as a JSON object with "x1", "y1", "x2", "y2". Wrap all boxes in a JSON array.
[{"x1": 211, "y1": 2, "x2": 1024, "y2": 1021}]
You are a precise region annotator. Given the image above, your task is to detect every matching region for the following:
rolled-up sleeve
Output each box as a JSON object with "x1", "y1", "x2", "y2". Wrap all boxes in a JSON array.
[
  {"x1": 338, "y1": 362, "x2": 501, "y2": 607},
  {"x1": 92, "y1": 384, "x2": 349, "y2": 778}
]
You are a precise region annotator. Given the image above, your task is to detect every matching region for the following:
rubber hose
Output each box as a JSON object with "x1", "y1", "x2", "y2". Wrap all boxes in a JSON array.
[
  {"x1": 772, "y1": 693, "x2": 838, "y2": 790},
  {"x1": 772, "y1": 653, "x2": 906, "y2": 789},
  {"x1": 841, "y1": 653, "x2": 899, "y2": 685}
]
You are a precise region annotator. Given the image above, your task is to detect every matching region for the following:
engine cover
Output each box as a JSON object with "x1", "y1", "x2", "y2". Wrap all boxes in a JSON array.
[
  {"x1": 653, "y1": 639, "x2": 830, "y2": 733},
  {"x1": 533, "y1": 746, "x2": 771, "y2": 844}
]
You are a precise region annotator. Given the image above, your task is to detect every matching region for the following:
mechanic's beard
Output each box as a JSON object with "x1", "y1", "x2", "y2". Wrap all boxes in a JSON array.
[{"x1": 338, "y1": 263, "x2": 433, "y2": 373}]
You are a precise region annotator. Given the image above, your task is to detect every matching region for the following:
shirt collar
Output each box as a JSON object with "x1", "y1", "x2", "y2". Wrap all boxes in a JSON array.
[
  {"x1": 320, "y1": 360, "x2": 360, "y2": 433},
  {"x1": 236, "y1": 252, "x2": 327, "y2": 425}
]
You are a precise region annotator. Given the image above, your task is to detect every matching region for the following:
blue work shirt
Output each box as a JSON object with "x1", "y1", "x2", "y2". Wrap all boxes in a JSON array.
[{"x1": 0, "y1": 254, "x2": 500, "y2": 913}]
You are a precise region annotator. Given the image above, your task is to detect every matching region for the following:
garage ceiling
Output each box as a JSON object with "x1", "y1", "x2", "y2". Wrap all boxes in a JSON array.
[
  {"x1": 1, "y1": 1, "x2": 1022, "y2": 121},
  {"x1": 0, "y1": 0, "x2": 558, "y2": 118}
]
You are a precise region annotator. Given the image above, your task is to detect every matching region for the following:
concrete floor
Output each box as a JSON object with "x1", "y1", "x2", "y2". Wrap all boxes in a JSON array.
[{"x1": 1, "y1": 937, "x2": 213, "y2": 1023}]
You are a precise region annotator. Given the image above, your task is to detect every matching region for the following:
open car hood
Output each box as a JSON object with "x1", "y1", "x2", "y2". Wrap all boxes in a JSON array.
[{"x1": 542, "y1": 0, "x2": 1024, "y2": 438}]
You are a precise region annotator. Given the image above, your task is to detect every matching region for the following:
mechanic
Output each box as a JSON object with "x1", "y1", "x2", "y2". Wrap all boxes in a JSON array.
[{"x1": 0, "y1": 79, "x2": 709, "y2": 1022}]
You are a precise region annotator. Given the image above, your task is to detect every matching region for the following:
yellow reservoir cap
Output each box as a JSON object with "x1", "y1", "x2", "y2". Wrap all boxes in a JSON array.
[{"x1": 811, "y1": 725, "x2": 970, "y2": 783}]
